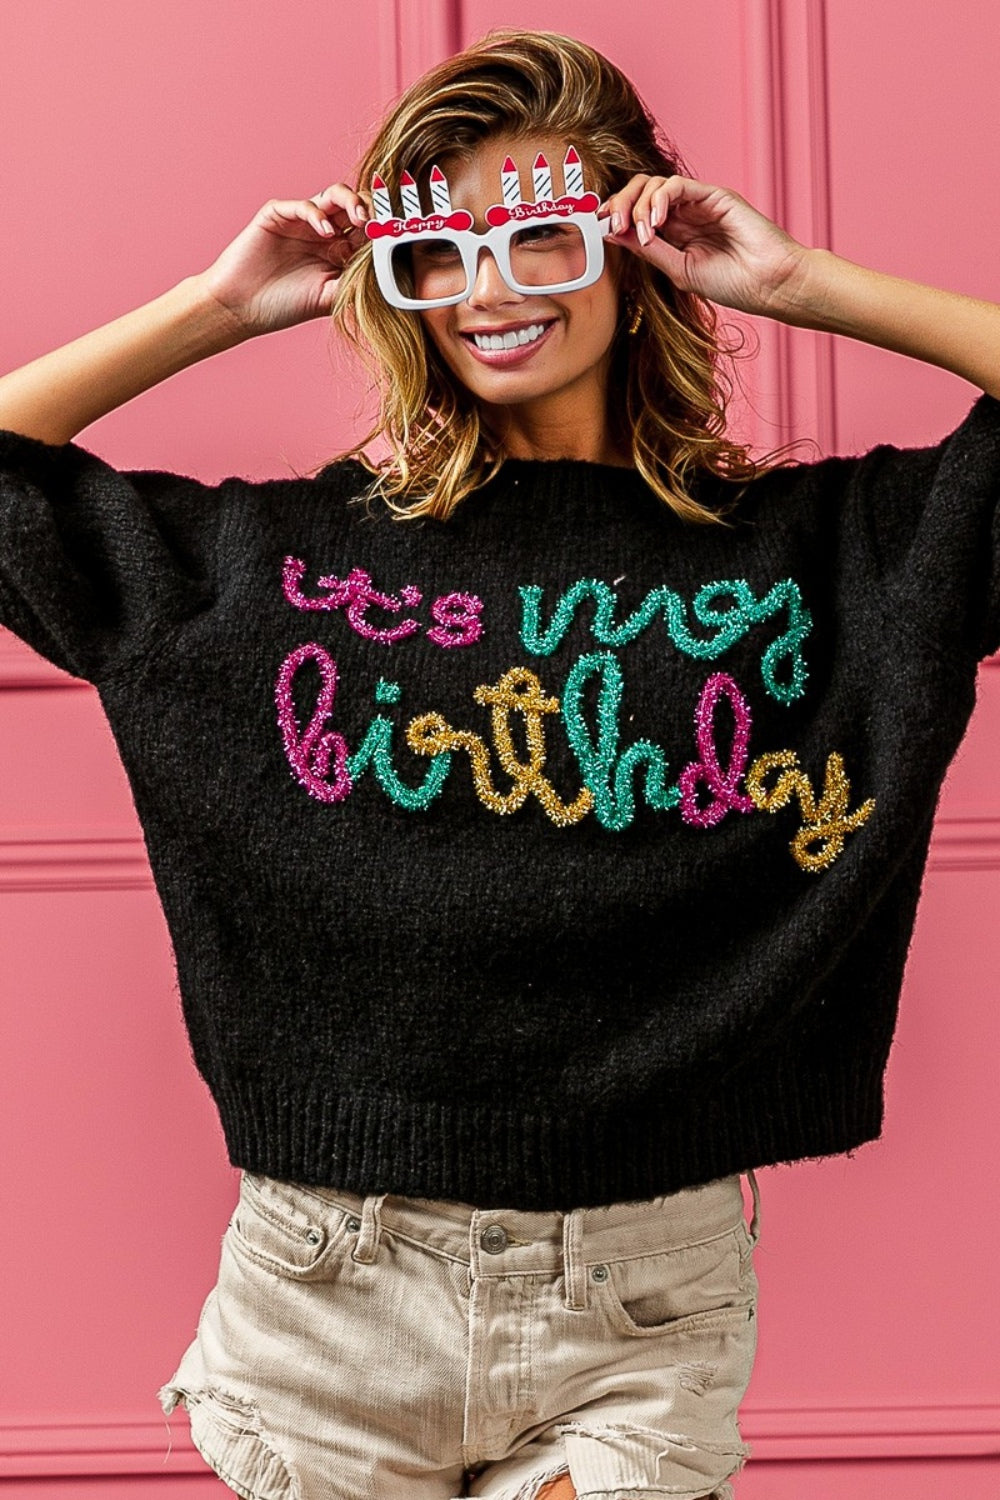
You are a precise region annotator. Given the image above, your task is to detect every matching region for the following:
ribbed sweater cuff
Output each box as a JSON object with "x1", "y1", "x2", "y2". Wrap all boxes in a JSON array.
[{"x1": 211, "y1": 1046, "x2": 885, "y2": 1212}]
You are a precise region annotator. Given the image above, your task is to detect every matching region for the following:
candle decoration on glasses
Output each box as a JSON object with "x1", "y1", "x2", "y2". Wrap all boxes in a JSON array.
[
  {"x1": 364, "y1": 144, "x2": 611, "y2": 310},
  {"x1": 531, "y1": 153, "x2": 553, "y2": 202},
  {"x1": 428, "y1": 165, "x2": 452, "y2": 215},
  {"x1": 501, "y1": 156, "x2": 522, "y2": 209}
]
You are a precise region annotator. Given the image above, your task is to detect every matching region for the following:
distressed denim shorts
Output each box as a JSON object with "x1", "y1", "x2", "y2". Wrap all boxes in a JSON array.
[{"x1": 159, "y1": 1169, "x2": 761, "y2": 1500}]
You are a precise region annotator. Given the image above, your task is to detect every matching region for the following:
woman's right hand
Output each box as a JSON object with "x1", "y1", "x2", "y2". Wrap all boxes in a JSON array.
[{"x1": 194, "y1": 184, "x2": 371, "y2": 338}]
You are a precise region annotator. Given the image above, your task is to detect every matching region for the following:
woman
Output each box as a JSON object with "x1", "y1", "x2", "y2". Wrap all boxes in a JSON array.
[{"x1": 2, "y1": 27, "x2": 998, "y2": 1500}]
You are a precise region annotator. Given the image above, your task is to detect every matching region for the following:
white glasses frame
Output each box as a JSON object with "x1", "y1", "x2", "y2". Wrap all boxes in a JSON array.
[{"x1": 366, "y1": 205, "x2": 612, "y2": 311}]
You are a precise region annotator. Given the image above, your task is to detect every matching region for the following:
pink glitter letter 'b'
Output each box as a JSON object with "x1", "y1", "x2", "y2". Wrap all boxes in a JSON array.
[{"x1": 275, "y1": 642, "x2": 353, "y2": 803}]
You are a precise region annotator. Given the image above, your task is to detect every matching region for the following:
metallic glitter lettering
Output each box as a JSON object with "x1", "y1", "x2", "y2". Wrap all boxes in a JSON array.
[
  {"x1": 745, "y1": 748, "x2": 876, "y2": 871},
  {"x1": 426, "y1": 591, "x2": 485, "y2": 648},
  {"x1": 406, "y1": 666, "x2": 592, "y2": 826},
  {"x1": 315, "y1": 566, "x2": 423, "y2": 644},
  {"x1": 282, "y1": 558, "x2": 483, "y2": 649},
  {"x1": 348, "y1": 685, "x2": 451, "y2": 811},
  {"x1": 561, "y1": 650, "x2": 680, "y2": 831},
  {"x1": 274, "y1": 642, "x2": 353, "y2": 803},
  {"x1": 677, "y1": 672, "x2": 756, "y2": 827},
  {"x1": 519, "y1": 575, "x2": 812, "y2": 702}
]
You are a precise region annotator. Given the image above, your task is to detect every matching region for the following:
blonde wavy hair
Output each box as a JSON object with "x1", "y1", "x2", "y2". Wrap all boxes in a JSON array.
[{"x1": 323, "y1": 28, "x2": 808, "y2": 525}]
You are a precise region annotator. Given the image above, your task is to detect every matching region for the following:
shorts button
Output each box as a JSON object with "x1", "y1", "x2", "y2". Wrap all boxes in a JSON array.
[
  {"x1": 480, "y1": 1224, "x2": 508, "y2": 1253},
  {"x1": 591, "y1": 1264, "x2": 609, "y2": 1282},
  {"x1": 304, "y1": 1228, "x2": 323, "y2": 1246}
]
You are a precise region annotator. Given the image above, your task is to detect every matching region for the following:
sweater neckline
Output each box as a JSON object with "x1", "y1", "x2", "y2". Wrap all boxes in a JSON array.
[
  {"x1": 497, "y1": 455, "x2": 640, "y2": 474},
  {"x1": 336, "y1": 454, "x2": 717, "y2": 513},
  {"x1": 338, "y1": 455, "x2": 646, "y2": 481},
  {"x1": 481, "y1": 456, "x2": 657, "y2": 494}
]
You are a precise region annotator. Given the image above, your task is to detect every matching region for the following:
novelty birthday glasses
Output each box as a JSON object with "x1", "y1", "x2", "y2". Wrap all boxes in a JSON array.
[{"x1": 364, "y1": 146, "x2": 611, "y2": 310}]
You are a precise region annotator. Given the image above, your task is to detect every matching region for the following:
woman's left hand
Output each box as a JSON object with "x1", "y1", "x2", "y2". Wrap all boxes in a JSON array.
[{"x1": 599, "y1": 174, "x2": 812, "y2": 318}]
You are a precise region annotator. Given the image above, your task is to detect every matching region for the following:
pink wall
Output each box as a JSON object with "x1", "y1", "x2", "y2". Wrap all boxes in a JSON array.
[{"x1": 2, "y1": 2, "x2": 998, "y2": 1496}]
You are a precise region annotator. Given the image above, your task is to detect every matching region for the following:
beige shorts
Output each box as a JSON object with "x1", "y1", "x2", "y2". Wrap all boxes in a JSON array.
[{"x1": 159, "y1": 1170, "x2": 761, "y2": 1500}]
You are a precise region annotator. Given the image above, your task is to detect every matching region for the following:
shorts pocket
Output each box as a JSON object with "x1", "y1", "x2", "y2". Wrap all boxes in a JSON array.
[
  {"x1": 226, "y1": 1172, "x2": 354, "y2": 1281},
  {"x1": 593, "y1": 1225, "x2": 756, "y2": 1339}
]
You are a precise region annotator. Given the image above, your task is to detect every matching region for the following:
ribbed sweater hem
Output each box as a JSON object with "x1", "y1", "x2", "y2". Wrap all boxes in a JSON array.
[{"x1": 212, "y1": 1047, "x2": 886, "y2": 1211}]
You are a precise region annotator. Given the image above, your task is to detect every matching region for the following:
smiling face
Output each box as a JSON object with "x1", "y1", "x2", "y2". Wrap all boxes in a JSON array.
[{"x1": 415, "y1": 134, "x2": 624, "y2": 443}]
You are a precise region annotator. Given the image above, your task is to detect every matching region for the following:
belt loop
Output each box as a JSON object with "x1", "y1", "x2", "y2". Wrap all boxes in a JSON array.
[
  {"x1": 562, "y1": 1207, "x2": 588, "y2": 1311},
  {"x1": 352, "y1": 1193, "x2": 386, "y2": 1263},
  {"x1": 745, "y1": 1171, "x2": 761, "y2": 1249}
]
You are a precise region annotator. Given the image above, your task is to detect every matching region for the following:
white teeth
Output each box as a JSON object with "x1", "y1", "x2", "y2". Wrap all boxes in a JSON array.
[{"x1": 472, "y1": 323, "x2": 549, "y2": 351}]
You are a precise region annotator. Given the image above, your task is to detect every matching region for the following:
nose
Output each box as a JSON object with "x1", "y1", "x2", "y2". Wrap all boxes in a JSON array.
[{"x1": 466, "y1": 246, "x2": 522, "y2": 307}]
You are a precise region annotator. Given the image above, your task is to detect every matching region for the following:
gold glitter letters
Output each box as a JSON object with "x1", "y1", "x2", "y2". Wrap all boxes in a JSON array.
[
  {"x1": 745, "y1": 748, "x2": 876, "y2": 873},
  {"x1": 406, "y1": 666, "x2": 593, "y2": 826}
]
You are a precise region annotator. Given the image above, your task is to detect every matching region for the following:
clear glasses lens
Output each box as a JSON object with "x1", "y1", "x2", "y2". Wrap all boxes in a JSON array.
[
  {"x1": 397, "y1": 239, "x2": 469, "y2": 303},
  {"x1": 509, "y1": 223, "x2": 587, "y2": 287}
]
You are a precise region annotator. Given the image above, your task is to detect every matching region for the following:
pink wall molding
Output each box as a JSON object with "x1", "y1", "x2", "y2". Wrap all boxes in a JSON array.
[
  {"x1": 0, "y1": 827, "x2": 148, "y2": 891},
  {"x1": 927, "y1": 813, "x2": 1000, "y2": 872},
  {"x1": 738, "y1": 0, "x2": 837, "y2": 453},
  {"x1": 3, "y1": 7, "x2": 997, "y2": 1493},
  {"x1": 0, "y1": 631, "x2": 89, "y2": 689},
  {"x1": 375, "y1": 0, "x2": 461, "y2": 100}
]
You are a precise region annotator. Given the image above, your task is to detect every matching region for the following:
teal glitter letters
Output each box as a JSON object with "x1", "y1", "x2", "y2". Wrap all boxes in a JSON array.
[
  {"x1": 561, "y1": 651, "x2": 680, "y2": 830},
  {"x1": 519, "y1": 575, "x2": 812, "y2": 703},
  {"x1": 347, "y1": 679, "x2": 452, "y2": 810}
]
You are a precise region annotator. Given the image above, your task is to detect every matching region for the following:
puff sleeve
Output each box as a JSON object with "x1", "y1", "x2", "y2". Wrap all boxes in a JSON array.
[
  {"x1": 845, "y1": 391, "x2": 1000, "y2": 664},
  {"x1": 0, "y1": 428, "x2": 225, "y2": 686}
]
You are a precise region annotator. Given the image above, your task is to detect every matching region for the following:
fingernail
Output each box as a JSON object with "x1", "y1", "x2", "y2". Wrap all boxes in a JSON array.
[
  {"x1": 611, "y1": 211, "x2": 622, "y2": 235},
  {"x1": 636, "y1": 219, "x2": 650, "y2": 246},
  {"x1": 650, "y1": 205, "x2": 661, "y2": 228}
]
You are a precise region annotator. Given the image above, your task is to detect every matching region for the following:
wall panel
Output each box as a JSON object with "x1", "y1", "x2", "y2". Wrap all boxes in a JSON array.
[{"x1": 3, "y1": 1, "x2": 998, "y2": 1493}]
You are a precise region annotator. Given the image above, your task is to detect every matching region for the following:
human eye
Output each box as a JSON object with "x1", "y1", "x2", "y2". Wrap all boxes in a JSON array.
[
  {"x1": 412, "y1": 237, "x2": 461, "y2": 264},
  {"x1": 512, "y1": 224, "x2": 562, "y2": 247},
  {"x1": 512, "y1": 222, "x2": 575, "y2": 252}
]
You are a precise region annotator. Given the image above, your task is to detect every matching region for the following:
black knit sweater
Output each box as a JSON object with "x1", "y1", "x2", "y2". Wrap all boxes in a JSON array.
[{"x1": 3, "y1": 395, "x2": 999, "y2": 1210}]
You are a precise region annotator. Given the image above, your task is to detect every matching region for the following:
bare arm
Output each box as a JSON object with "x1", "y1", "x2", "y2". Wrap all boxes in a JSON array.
[
  {"x1": 0, "y1": 181, "x2": 371, "y2": 447},
  {"x1": 0, "y1": 277, "x2": 247, "y2": 446},
  {"x1": 777, "y1": 248, "x2": 1000, "y2": 401}
]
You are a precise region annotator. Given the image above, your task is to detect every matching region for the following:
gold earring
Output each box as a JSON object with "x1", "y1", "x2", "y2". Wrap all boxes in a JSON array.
[{"x1": 627, "y1": 299, "x2": 643, "y2": 336}]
